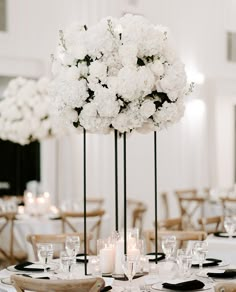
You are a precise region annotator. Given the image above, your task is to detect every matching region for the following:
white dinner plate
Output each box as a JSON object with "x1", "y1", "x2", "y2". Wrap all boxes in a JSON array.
[
  {"x1": 151, "y1": 282, "x2": 212, "y2": 291},
  {"x1": 7, "y1": 263, "x2": 58, "y2": 273}
]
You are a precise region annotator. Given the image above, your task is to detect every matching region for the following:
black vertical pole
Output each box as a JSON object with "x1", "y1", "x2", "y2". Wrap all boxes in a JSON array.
[
  {"x1": 16, "y1": 144, "x2": 21, "y2": 196},
  {"x1": 123, "y1": 133, "x2": 127, "y2": 254},
  {"x1": 154, "y1": 131, "x2": 158, "y2": 263},
  {"x1": 114, "y1": 130, "x2": 119, "y2": 231},
  {"x1": 83, "y1": 129, "x2": 87, "y2": 275}
]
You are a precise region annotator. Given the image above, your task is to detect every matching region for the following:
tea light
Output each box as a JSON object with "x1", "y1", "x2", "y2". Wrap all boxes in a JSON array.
[
  {"x1": 100, "y1": 244, "x2": 114, "y2": 274},
  {"x1": 18, "y1": 206, "x2": 24, "y2": 214},
  {"x1": 127, "y1": 246, "x2": 140, "y2": 257}
]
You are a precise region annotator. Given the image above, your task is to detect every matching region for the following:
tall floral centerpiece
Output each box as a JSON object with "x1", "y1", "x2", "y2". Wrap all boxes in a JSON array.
[
  {"x1": 0, "y1": 77, "x2": 67, "y2": 145},
  {"x1": 50, "y1": 14, "x2": 189, "y2": 271}
]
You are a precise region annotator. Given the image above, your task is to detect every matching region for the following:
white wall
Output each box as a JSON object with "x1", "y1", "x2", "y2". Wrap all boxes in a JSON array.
[{"x1": 1, "y1": 0, "x2": 236, "y2": 232}]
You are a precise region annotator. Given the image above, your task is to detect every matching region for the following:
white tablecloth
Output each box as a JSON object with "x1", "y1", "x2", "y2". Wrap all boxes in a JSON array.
[
  {"x1": 0, "y1": 260, "x2": 235, "y2": 292},
  {"x1": 207, "y1": 234, "x2": 236, "y2": 264},
  {"x1": 0, "y1": 214, "x2": 110, "y2": 260}
]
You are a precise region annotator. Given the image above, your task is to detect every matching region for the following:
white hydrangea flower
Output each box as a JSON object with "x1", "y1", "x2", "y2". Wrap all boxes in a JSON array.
[
  {"x1": 0, "y1": 77, "x2": 70, "y2": 145},
  {"x1": 50, "y1": 14, "x2": 189, "y2": 133}
]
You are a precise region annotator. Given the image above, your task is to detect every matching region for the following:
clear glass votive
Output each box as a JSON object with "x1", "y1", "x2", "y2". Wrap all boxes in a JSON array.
[{"x1": 89, "y1": 256, "x2": 102, "y2": 277}]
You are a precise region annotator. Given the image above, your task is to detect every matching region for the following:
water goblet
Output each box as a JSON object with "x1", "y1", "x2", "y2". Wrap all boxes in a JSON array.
[
  {"x1": 192, "y1": 241, "x2": 208, "y2": 275},
  {"x1": 161, "y1": 235, "x2": 176, "y2": 261},
  {"x1": 65, "y1": 235, "x2": 80, "y2": 262},
  {"x1": 121, "y1": 254, "x2": 139, "y2": 291},
  {"x1": 37, "y1": 243, "x2": 53, "y2": 272},
  {"x1": 224, "y1": 216, "x2": 236, "y2": 239}
]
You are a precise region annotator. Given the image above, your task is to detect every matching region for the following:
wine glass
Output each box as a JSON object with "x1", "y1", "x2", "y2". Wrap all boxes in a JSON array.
[
  {"x1": 161, "y1": 235, "x2": 176, "y2": 261},
  {"x1": 37, "y1": 243, "x2": 53, "y2": 272},
  {"x1": 192, "y1": 241, "x2": 208, "y2": 275},
  {"x1": 224, "y1": 216, "x2": 236, "y2": 239},
  {"x1": 121, "y1": 255, "x2": 139, "y2": 291},
  {"x1": 65, "y1": 235, "x2": 80, "y2": 262}
]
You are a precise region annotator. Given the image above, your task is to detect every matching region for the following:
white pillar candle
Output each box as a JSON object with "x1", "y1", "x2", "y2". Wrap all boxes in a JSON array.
[
  {"x1": 127, "y1": 247, "x2": 140, "y2": 258},
  {"x1": 114, "y1": 239, "x2": 124, "y2": 275},
  {"x1": 100, "y1": 245, "x2": 114, "y2": 274}
]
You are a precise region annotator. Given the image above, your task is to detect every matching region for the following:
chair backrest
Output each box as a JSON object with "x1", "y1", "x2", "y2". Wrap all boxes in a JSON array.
[
  {"x1": 60, "y1": 209, "x2": 105, "y2": 254},
  {"x1": 11, "y1": 274, "x2": 105, "y2": 292},
  {"x1": 27, "y1": 232, "x2": 91, "y2": 261},
  {"x1": 144, "y1": 230, "x2": 207, "y2": 253},
  {"x1": 198, "y1": 216, "x2": 223, "y2": 234},
  {"x1": 221, "y1": 197, "x2": 236, "y2": 216},
  {"x1": 175, "y1": 190, "x2": 206, "y2": 229},
  {"x1": 214, "y1": 282, "x2": 236, "y2": 292},
  {"x1": 127, "y1": 199, "x2": 147, "y2": 233},
  {"x1": 158, "y1": 217, "x2": 182, "y2": 231}
]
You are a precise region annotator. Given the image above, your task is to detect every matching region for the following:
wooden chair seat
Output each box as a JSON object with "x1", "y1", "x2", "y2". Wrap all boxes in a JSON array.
[{"x1": 11, "y1": 274, "x2": 105, "y2": 292}]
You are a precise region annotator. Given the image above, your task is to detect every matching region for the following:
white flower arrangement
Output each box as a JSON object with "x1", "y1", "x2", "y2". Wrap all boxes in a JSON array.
[
  {"x1": 50, "y1": 14, "x2": 188, "y2": 134},
  {"x1": 0, "y1": 77, "x2": 67, "y2": 145}
]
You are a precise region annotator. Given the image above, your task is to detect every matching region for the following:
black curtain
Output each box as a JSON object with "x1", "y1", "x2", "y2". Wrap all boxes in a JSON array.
[{"x1": 0, "y1": 140, "x2": 40, "y2": 196}]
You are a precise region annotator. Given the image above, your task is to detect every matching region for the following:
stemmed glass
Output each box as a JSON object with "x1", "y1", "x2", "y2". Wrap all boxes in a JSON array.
[
  {"x1": 192, "y1": 241, "x2": 208, "y2": 275},
  {"x1": 161, "y1": 235, "x2": 176, "y2": 261},
  {"x1": 121, "y1": 255, "x2": 139, "y2": 291},
  {"x1": 224, "y1": 216, "x2": 236, "y2": 239},
  {"x1": 65, "y1": 235, "x2": 80, "y2": 262},
  {"x1": 37, "y1": 243, "x2": 53, "y2": 272}
]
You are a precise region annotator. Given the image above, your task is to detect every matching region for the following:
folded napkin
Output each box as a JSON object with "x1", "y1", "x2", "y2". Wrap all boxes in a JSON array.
[
  {"x1": 214, "y1": 232, "x2": 236, "y2": 238},
  {"x1": 76, "y1": 254, "x2": 89, "y2": 263},
  {"x1": 191, "y1": 258, "x2": 222, "y2": 268},
  {"x1": 207, "y1": 269, "x2": 236, "y2": 278},
  {"x1": 162, "y1": 279, "x2": 205, "y2": 291},
  {"x1": 147, "y1": 252, "x2": 165, "y2": 262},
  {"x1": 112, "y1": 273, "x2": 146, "y2": 281},
  {"x1": 100, "y1": 285, "x2": 112, "y2": 292},
  {"x1": 14, "y1": 262, "x2": 48, "y2": 272}
]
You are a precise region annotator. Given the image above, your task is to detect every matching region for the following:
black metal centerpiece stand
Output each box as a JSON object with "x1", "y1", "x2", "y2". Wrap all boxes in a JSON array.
[{"x1": 82, "y1": 129, "x2": 158, "y2": 274}]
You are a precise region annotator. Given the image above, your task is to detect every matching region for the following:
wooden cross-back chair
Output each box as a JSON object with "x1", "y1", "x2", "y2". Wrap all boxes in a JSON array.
[
  {"x1": 160, "y1": 192, "x2": 169, "y2": 220},
  {"x1": 127, "y1": 199, "x2": 147, "y2": 234},
  {"x1": 60, "y1": 209, "x2": 105, "y2": 254},
  {"x1": 144, "y1": 230, "x2": 207, "y2": 253},
  {"x1": 175, "y1": 189, "x2": 205, "y2": 230},
  {"x1": 158, "y1": 217, "x2": 182, "y2": 231},
  {"x1": 198, "y1": 216, "x2": 223, "y2": 234},
  {"x1": 86, "y1": 198, "x2": 104, "y2": 210},
  {"x1": 11, "y1": 274, "x2": 105, "y2": 292},
  {"x1": 0, "y1": 211, "x2": 25, "y2": 263},
  {"x1": 220, "y1": 197, "x2": 236, "y2": 216},
  {"x1": 27, "y1": 232, "x2": 92, "y2": 260}
]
